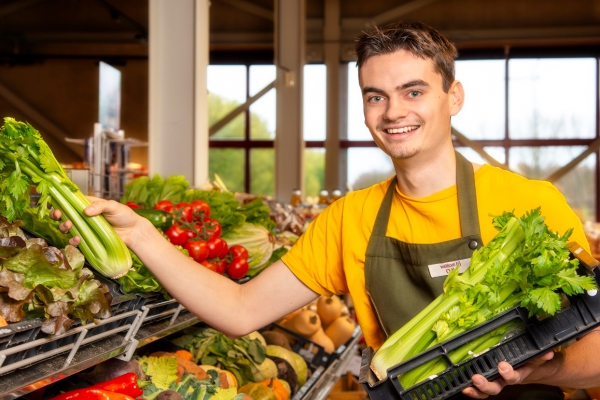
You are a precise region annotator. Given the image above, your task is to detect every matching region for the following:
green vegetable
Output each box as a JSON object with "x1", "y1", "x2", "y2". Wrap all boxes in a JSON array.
[
  {"x1": 19, "y1": 206, "x2": 71, "y2": 248},
  {"x1": 170, "y1": 327, "x2": 268, "y2": 387},
  {"x1": 139, "y1": 355, "x2": 179, "y2": 390},
  {"x1": 0, "y1": 215, "x2": 112, "y2": 335},
  {"x1": 0, "y1": 118, "x2": 131, "y2": 279},
  {"x1": 133, "y1": 208, "x2": 174, "y2": 230},
  {"x1": 371, "y1": 207, "x2": 597, "y2": 383},
  {"x1": 249, "y1": 358, "x2": 278, "y2": 382},
  {"x1": 265, "y1": 345, "x2": 308, "y2": 387},
  {"x1": 121, "y1": 174, "x2": 189, "y2": 208},
  {"x1": 222, "y1": 223, "x2": 274, "y2": 271},
  {"x1": 248, "y1": 246, "x2": 289, "y2": 278},
  {"x1": 120, "y1": 174, "x2": 276, "y2": 235}
]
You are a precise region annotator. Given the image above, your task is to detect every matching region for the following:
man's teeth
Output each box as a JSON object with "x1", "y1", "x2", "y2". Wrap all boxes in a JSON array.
[{"x1": 387, "y1": 126, "x2": 418, "y2": 134}]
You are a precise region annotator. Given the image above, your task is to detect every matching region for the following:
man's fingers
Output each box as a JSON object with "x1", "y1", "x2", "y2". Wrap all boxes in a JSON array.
[
  {"x1": 497, "y1": 361, "x2": 521, "y2": 385},
  {"x1": 69, "y1": 236, "x2": 80, "y2": 246},
  {"x1": 59, "y1": 220, "x2": 72, "y2": 233},
  {"x1": 467, "y1": 374, "x2": 505, "y2": 397}
]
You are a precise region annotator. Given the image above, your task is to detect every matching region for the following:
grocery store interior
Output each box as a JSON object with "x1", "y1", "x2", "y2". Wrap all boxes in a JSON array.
[{"x1": 3, "y1": 0, "x2": 600, "y2": 399}]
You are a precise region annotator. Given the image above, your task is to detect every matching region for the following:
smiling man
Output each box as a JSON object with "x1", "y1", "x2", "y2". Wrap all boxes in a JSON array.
[{"x1": 54, "y1": 22, "x2": 600, "y2": 399}]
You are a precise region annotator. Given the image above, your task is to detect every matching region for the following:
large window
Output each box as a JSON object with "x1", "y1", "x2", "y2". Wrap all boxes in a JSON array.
[{"x1": 207, "y1": 65, "x2": 276, "y2": 195}]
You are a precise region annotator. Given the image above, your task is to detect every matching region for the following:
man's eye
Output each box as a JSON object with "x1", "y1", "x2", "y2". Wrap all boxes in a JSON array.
[
  {"x1": 408, "y1": 91, "x2": 421, "y2": 98},
  {"x1": 369, "y1": 95, "x2": 384, "y2": 103}
]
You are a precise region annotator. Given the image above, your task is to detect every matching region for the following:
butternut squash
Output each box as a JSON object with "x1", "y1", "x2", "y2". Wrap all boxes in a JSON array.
[
  {"x1": 309, "y1": 327, "x2": 335, "y2": 353},
  {"x1": 289, "y1": 309, "x2": 321, "y2": 337},
  {"x1": 324, "y1": 316, "x2": 356, "y2": 349},
  {"x1": 316, "y1": 295, "x2": 343, "y2": 328}
]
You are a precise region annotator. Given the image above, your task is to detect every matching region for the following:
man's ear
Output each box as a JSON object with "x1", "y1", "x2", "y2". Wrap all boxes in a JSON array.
[{"x1": 449, "y1": 80, "x2": 465, "y2": 116}]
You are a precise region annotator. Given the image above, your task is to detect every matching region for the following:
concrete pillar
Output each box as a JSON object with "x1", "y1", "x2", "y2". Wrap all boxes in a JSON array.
[
  {"x1": 148, "y1": 0, "x2": 209, "y2": 185},
  {"x1": 324, "y1": 0, "x2": 347, "y2": 192},
  {"x1": 275, "y1": 0, "x2": 305, "y2": 203}
]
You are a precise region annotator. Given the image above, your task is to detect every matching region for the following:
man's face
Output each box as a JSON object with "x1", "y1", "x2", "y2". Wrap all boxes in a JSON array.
[{"x1": 359, "y1": 50, "x2": 463, "y2": 161}]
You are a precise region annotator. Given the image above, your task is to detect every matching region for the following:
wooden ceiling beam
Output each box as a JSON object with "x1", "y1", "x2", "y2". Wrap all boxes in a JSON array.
[
  {"x1": 0, "y1": 0, "x2": 47, "y2": 18},
  {"x1": 0, "y1": 81, "x2": 83, "y2": 159},
  {"x1": 213, "y1": 0, "x2": 273, "y2": 21}
]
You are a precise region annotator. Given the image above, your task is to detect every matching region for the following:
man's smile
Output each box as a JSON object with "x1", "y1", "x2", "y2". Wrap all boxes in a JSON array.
[{"x1": 385, "y1": 125, "x2": 420, "y2": 134}]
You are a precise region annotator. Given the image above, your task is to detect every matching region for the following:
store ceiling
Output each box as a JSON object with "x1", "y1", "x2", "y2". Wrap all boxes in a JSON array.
[{"x1": 2, "y1": 0, "x2": 600, "y2": 65}]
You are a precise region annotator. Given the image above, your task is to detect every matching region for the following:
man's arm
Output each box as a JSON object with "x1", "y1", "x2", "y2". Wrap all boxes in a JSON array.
[
  {"x1": 54, "y1": 199, "x2": 320, "y2": 337},
  {"x1": 463, "y1": 328, "x2": 600, "y2": 398}
]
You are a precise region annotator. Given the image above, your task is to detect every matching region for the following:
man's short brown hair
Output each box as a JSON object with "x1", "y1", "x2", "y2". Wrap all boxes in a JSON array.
[{"x1": 354, "y1": 22, "x2": 458, "y2": 93}]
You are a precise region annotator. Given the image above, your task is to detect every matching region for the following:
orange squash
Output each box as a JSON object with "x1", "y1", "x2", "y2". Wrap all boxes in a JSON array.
[
  {"x1": 324, "y1": 316, "x2": 356, "y2": 349},
  {"x1": 288, "y1": 309, "x2": 321, "y2": 337},
  {"x1": 309, "y1": 327, "x2": 335, "y2": 353},
  {"x1": 316, "y1": 295, "x2": 343, "y2": 328}
]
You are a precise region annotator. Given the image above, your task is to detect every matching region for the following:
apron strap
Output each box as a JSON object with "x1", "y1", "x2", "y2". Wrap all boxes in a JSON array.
[
  {"x1": 371, "y1": 176, "x2": 397, "y2": 236},
  {"x1": 371, "y1": 152, "x2": 481, "y2": 238},
  {"x1": 456, "y1": 151, "x2": 481, "y2": 238}
]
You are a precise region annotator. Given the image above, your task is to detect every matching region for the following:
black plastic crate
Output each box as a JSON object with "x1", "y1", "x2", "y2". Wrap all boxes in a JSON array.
[
  {"x1": 359, "y1": 246, "x2": 600, "y2": 400},
  {"x1": 265, "y1": 322, "x2": 361, "y2": 370},
  {"x1": 0, "y1": 275, "x2": 142, "y2": 375}
]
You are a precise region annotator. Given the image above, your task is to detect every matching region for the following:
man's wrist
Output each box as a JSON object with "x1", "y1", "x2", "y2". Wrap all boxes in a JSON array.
[{"x1": 524, "y1": 351, "x2": 564, "y2": 385}]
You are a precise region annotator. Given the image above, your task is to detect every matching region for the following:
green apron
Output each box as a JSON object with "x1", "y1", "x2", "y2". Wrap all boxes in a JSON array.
[{"x1": 364, "y1": 152, "x2": 563, "y2": 400}]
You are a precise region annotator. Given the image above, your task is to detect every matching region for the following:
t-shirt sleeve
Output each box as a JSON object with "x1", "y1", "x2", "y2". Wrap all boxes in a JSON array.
[{"x1": 280, "y1": 198, "x2": 349, "y2": 297}]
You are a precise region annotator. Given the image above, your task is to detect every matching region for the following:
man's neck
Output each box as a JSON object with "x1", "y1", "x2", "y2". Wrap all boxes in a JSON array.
[{"x1": 392, "y1": 147, "x2": 457, "y2": 198}]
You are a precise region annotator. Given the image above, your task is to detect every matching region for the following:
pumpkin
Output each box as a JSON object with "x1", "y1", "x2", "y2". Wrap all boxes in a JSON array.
[{"x1": 259, "y1": 378, "x2": 291, "y2": 400}]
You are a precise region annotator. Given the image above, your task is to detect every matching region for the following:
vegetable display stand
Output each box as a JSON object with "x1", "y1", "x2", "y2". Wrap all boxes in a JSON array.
[
  {"x1": 358, "y1": 246, "x2": 600, "y2": 400},
  {"x1": 0, "y1": 277, "x2": 143, "y2": 378},
  {"x1": 270, "y1": 322, "x2": 330, "y2": 369}
]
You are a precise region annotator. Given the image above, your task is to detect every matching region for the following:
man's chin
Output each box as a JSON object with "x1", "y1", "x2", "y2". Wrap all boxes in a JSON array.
[{"x1": 388, "y1": 147, "x2": 421, "y2": 160}]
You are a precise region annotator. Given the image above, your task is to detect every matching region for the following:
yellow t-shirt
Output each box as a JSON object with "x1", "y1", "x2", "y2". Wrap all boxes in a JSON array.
[{"x1": 281, "y1": 164, "x2": 590, "y2": 350}]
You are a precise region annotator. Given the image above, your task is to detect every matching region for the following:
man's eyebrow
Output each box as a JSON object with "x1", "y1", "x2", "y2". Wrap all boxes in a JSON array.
[
  {"x1": 362, "y1": 80, "x2": 429, "y2": 96},
  {"x1": 397, "y1": 80, "x2": 429, "y2": 91},
  {"x1": 362, "y1": 86, "x2": 385, "y2": 96}
]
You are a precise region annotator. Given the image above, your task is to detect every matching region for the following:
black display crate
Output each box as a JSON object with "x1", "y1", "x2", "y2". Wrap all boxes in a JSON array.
[{"x1": 359, "y1": 244, "x2": 600, "y2": 400}]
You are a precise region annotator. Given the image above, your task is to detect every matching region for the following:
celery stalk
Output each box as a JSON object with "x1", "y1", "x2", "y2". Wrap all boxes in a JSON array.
[{"x1": 0, "y1": 118, "x2": 131, "y2": 278}]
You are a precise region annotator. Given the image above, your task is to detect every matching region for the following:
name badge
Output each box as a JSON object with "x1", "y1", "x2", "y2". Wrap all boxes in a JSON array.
[{"x1": 428, "y1": 258, "x2": 471, "y2": 278}]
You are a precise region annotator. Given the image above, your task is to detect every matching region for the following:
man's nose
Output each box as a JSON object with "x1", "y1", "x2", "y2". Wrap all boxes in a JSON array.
[{"x1": 384, "y1": 98, "x2": 408, "y2": 121}]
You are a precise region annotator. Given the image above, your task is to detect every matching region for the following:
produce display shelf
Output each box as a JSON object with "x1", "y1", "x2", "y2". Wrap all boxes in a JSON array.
[
  {"x1": 359, "y1": 246, "x2": 600, "y2": 400},
  {"x1": 0, "y1": 310, "x2": 141, "y2": 400},
  {"x1": 296, "y1": 326, "x2": 363, "y2": 400},
  {"x1": 134, "y1": 300, "x2": 201, "y2": 347}
]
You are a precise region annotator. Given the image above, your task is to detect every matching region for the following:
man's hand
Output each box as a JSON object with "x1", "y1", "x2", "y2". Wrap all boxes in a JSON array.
[
  {"x1": 50, "y1": 197, "x2": 146, "y2": 249},
  {"x1": 462, "y1": 351, "x2": 555, "y2": 398}
]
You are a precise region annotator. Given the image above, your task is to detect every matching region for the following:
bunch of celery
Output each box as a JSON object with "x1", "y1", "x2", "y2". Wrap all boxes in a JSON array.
[
  {"x1": 0, "y1": 118, "x2": 131, "y2": 278},
  {"x1": 371, "y1": 208, "x2": 597, "y2": 385}
]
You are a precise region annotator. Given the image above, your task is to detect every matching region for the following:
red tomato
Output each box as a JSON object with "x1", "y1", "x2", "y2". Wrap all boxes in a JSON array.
[
  {"x1": 201, "y1": 260, "x2": 225, "y2": 274},
  {"x1": 175, "y1": 203, "x2": 193, "y2": 223},
  {"x1": 184, "y1": 228, "x2": 196, "y2": 240},
  {"x1": 227, "y1": 257, "x2": 249, "y2": 279},
  {"x1": 125, "y1": 201, "x2": 141, "y2": 209},
  {"x1": 229, "y1": 245, "x2": 249, "y2": 260},
  {"x1": 219, "y1": 241, "x2": 229, "y2": 259},
  {"x1": 185, "y1": 240, "x2": 208, "y2": 263},
  {"x1": 190, "y1": 200, "x2": 211, "y2": 219},
  {"x1": 204, "y1": 218, "x2": 222, "y2": 238},
  {"x1": 154, "y1": 200, "x2": 174, "y2": 213},
  {"x1": 206, "y1": 237, "x2": 225, "y2": 259},
  {"x1": 215, "y1": 259, "x2": 228, "y2": 274},
  {"x1": 164, "y1": 224, "x2": 188, "y2": 246}
]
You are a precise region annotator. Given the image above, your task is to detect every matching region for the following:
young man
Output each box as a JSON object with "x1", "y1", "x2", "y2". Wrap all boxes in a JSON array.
[{"x1": 56, "y1": 22, "x2": 600, "y2": 399}]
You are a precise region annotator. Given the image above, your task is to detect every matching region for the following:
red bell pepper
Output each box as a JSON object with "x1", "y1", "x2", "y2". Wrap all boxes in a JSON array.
[
  {"x1": 90, "y1": 373, "x2": 144, "y2": 398},
  {"x1": 50, "y1": 388, "x2": 134, "y2": 400}
]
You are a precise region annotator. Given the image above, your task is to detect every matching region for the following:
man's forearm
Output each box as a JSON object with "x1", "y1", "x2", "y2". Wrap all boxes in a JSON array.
[{"x1": 525, "y1": 329, "x2": 600, "y2": 389}]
